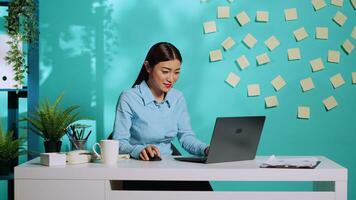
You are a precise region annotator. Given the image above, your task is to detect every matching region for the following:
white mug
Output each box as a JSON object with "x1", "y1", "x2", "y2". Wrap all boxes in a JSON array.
[{"x1": 93, "y1": 140, "x2": 119, "y2": 165}]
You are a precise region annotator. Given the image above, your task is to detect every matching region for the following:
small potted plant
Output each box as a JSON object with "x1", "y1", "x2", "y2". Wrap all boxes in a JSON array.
[
  {"x1": 0, "y1": 125, "x2": 26, "y2": 176},
  {"x1": 22, "y1": 95, "x2": 82, "y2": 153}
]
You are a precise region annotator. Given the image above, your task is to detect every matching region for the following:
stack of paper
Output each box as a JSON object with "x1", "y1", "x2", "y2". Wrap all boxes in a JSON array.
[{"x1": 260, "y1": 155, "x2": 320, "y2": 168}]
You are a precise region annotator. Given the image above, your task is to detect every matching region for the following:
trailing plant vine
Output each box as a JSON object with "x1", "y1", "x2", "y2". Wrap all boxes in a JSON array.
[{"x1": 4, "y1": 0, "x2": 38, "y2": 89}]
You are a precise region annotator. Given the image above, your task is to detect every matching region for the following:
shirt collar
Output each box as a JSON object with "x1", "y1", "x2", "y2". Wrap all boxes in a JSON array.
[{"x1": 139, "y1": 81, "x2": 173, "y2": 108}]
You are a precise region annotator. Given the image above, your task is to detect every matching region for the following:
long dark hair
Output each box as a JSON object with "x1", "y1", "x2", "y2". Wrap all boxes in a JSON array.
[{"x1": 132, "y1": 42, "x2": 182, "y2": 87}]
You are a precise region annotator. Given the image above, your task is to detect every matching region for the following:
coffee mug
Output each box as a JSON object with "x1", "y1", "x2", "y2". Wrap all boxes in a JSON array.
[{"x1": 93, "y1": 140, "x2": 119, "y2": 165}]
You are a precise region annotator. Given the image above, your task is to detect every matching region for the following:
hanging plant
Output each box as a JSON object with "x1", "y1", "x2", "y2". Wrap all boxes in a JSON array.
[{"x1": 4, "y1": 0, "x2": 38, "y2": 89}]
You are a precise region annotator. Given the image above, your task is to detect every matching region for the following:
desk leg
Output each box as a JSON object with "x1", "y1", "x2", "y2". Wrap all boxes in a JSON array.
[
  {"x1": 8, "y1": 179, "x2": 14, "y2": 200},
  {"x1": 313, "y1": 181, "x2": 347, "y2": 200},
  {"x1": 335, "y1": 181, "x2": 347, "y2": 200}
]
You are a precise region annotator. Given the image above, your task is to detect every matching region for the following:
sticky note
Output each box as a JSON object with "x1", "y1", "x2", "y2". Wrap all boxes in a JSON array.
[
  {"x1": 330, "y1": 73, "x2": 345, "y2": 89},
  {"x1": 316, "y1": 27, "x2": 328, "y2": 40},
  {"x1": 256, "y1": 53, "x2": 270, "y2": 65},
  {"x1": 209, "y1": 49, "x2": 222, "y2": 62},
  {"x1": 352, "y1": 26, "x2": 356, "y2": 39},
  {"x1": 225, "y1": 72, "x2": 240, "y2": 87},
  {"x1": 293, "y1": 27, "x2": 309, "y2": 41},
  {"x1": 235, "y1": 11, "x2": 250, "y2": 26},
  {"x1": 310, "y1": 58, "x2": 324, "y2": 72},
  {"x1": 203, "y1": 21, "x2": 217, "y2": 34},
  {"x1": 265, "y1": 96, "x2": 278, "y2": 108},
  {"x1": 264, "y1": 36, "x2": 280, "y2": 51},
  {"x1": 218, "y1": 6, "x2": 230, "y2": 18},
  {"x1": 247, "y1": 84, "x2": 260, "y2": 96},
  {"x1": 284, "y1": 8, "x2": 298, "y2": 21},
  {"x1": 328, "y1": 50, "x2": 340, "y2": 63},
  {"x1": 323, "y1": 96, "x2": 338, "y2": 111},
  {"x1": 271, "y1": 75, "x2": 286, "y2": 91},
  {"x1": 352, "y1": 0, "x2": 356, "y2": 9},
  {"x1": 312, "y1": 0, "x2": 327, "y2": 11},
  {"x1": 352, "y1": 72, "x2": 356, "y2": 84},
  {"x1": 331, "y1": 0, "x2": 343, "y2": 7},
  {"x1": 333, "y1": 11, "x2": 347, "y2": 26},
  {"x1": 221, "y1": 36, "x2": 235, "y2": 51},
  {"x1": 256, "y1": 11, "x2": 269, "y2": 22},
  {"x1": 298, "y1": 106, "x2": 310, "y2": 119},
  {"x1": 300, "y1": 77, "x2": 315, "y2": 92},
  {"x1": 341, "y1": 39, "x2": 354, "y2": 54},
  {"x1": 236, "y1": 55, "x2": 250, "y2": 70},
  {"x1": 288, "y1": 48, "x2": 301, "y2": 60},
  {"x1": 242, "y1": 33, "x2": 257, "y2": 48}
]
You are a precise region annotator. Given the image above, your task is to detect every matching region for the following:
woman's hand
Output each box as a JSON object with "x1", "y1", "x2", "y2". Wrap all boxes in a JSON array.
[
  {"x1": 139, "y1": 145, "x2": 161, "y2": 161},
  {"x1": 204, "y1": 146, "x2": 210, "y2": 156}
]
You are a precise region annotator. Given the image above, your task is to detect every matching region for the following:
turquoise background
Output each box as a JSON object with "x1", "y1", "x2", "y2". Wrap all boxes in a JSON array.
[{"x1": 1, "y1": 0, "x2": 356, "y2": 199}]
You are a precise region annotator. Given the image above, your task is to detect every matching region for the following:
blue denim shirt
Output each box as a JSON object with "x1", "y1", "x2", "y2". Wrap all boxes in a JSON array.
[{"x1": 112, "y1": 81, "x2": 208, "y2": 159}]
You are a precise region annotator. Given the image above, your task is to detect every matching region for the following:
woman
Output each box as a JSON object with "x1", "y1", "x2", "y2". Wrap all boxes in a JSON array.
[
  {"x1": 112, "y1": 42, "x2": 209, "y2": 161},
  {"x1": 112, "y1": 42, "x2": 212, "y2": 190}
]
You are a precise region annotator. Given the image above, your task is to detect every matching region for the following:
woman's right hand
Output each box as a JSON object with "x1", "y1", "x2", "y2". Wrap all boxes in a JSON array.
[{"x1": 139, "y1": 145, "x2": 161, "y2": 161}]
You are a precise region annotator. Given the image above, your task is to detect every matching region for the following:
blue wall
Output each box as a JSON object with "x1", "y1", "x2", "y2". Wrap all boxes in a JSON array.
[{"x1": 1, "y1": 0, "x2": 356, "y2": 199}]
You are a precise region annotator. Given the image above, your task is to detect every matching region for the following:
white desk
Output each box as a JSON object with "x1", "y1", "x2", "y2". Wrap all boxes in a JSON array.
[{"x1": 15, "y1": 156, "x2": 347, "y2": 200}]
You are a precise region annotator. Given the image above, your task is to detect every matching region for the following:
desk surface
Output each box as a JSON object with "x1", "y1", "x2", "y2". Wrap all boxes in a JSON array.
[{"x1": 15, "y1": 156, "x2": 347, "y2": 181}]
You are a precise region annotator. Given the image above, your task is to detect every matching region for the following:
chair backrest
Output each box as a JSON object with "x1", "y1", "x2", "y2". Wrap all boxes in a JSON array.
[{"x1": 107, "y1": 133, "x2": 181, "y2": 156}]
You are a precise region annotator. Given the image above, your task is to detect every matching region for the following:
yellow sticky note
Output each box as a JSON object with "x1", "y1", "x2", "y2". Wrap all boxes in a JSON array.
[
  {"x1": 342, "y1": 39, "x2": 354, "y2": 54},
  {"x1": 209, "y1": 49, "x2": 222, "y2": 62},
  {"x1": 352, "y1": 26, "x2": 356, "y2": 39},
  {"x1": 331, "y1": 0, "x2": 343, "y2": 6},
  {"x1": 312, "y1": 0, "x2": 327, "y2": 11},
  {"x1": 243, "y1": 33, "x2": 257, "y2": 49},
  {"x1": 235, "y1": 11, "x2": 250, "y2": 26},
  {"x1": 352, "y1": 72, "x2": 356, "y2": 84},
  {"x1": 300, "y1": 77, "x2": 315, "y2": 92},
  {"x1": 316, "y1": 27, "x2": 328, "y2": 40},
  {"x1": 330, "y1": 73, "x2": 345, "y2": 89},
  {"x1": 264, "y1": 36, "x2": 280, "y2": 51},
  {"x1": 247, "y1": 84, "x2": 260, "y2": 96},
  {"x1": 271, "y1": 75, "x2": 286, "y2": 91},
  {"x1": 265, "y1": 96, "x2": 278, "y2": 108},
  {"x1": 221, "y1": 36, "x2": 235, "y2": 51},
  {"x1": 236, "y1": 55, "x2": 250, "y2": 70},
  {"x1": 256, "y1": 11, "x2": 269, "y2": 22},
  {"x1": 328, "y1": 50, "x2": 340, "y2": 63},
  {"x1": 288, "y1": 48, "x2": 301, "y2": 60},
  {"x1": 293, "y1": 27, "x2": 309, "y2": 41},
  {"x1": 298, "y1": 106, "x2": 310, "y2": 119},
  {"x1": 203, "y1": 21, "x2": 217, "y2": 34},
  {"x1": 284, "y1": 8, "x2": 298, "y2": 21},
  {"x1": 225, "y1": 72, "x2": 240, "y2": 88},
  {"x1": 323, "y1": 96, "x2": 338, "y2": 111},
  {"x1": 256, "y1": 53, "x2": 270, "y2": 65},
  {"x1": 217, "y1": 6, "x2": 230, "y2": 18},
  {"x1": 352, "y1": 0, "x2": 356, "y2": 9},
  {"x1": 333, "y1": 11, "x2": 347, "y2": 26},
  {"x1": 310, "y1": 58, "x2": 324, "y2": 72}
]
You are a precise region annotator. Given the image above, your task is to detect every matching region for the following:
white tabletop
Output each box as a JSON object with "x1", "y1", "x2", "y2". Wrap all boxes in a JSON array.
[{"x1": 15, "y1": 156, "x2": 347, "y2": 181}]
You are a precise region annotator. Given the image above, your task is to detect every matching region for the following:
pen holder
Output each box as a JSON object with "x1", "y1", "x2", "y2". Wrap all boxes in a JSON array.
[{"x1": 71, "y1": 139, "x2": 87, "y2": 150}]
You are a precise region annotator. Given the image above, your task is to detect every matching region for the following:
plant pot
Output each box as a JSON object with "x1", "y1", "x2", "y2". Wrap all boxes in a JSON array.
[
  {"x1": 0, "y1": 160, "x2": 11, "y2": 176},
  {"x1": 44, "y1": 140, "x2": 62, "y2": 153}
]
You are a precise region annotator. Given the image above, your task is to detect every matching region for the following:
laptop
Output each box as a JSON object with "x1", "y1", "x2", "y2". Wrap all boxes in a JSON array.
[{"x1": 174, "y1": 116, "x2": 266, "y2": 164}]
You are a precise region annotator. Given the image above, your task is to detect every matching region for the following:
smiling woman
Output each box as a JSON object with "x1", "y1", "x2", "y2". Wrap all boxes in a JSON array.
[{"x1": 111, "y1": 42, "x2": 211, "y2": 190}]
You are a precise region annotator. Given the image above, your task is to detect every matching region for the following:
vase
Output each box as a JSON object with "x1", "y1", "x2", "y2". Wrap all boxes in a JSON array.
[
  {"x1": 71, "y1": 139, "x2": 87, "y2": 150},
  {"x1": 0, "y1": 160, "x2": 11, "y2": 176},
  {"x1": 44, "y1": 140, "x2": 62, "y2": 153}
]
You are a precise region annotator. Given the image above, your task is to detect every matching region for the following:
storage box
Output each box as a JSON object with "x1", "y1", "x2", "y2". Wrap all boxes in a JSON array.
[{"x1": 40, "y1": 153, "x2": 66, "y2": 166}]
